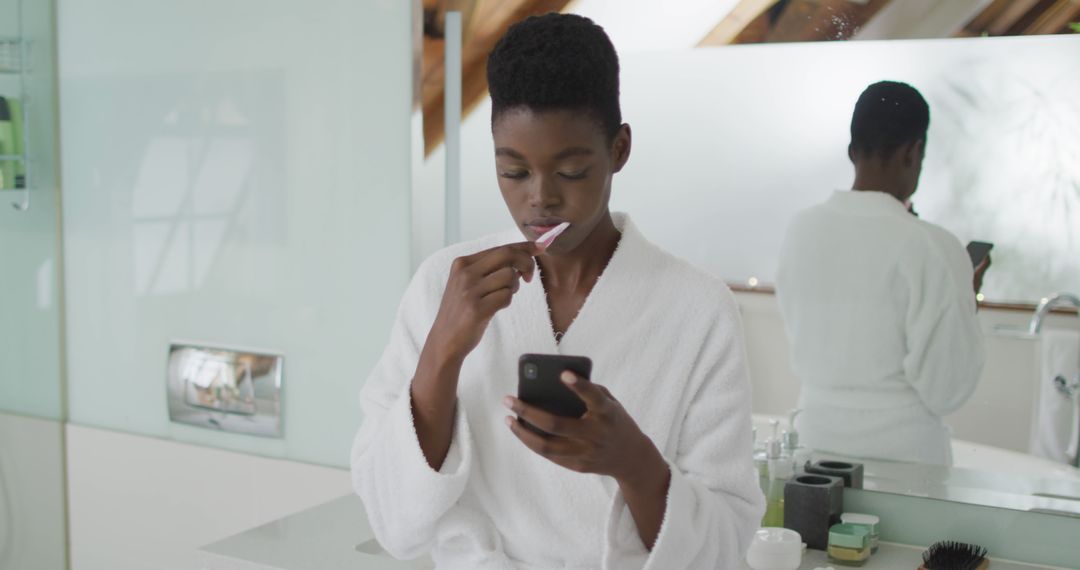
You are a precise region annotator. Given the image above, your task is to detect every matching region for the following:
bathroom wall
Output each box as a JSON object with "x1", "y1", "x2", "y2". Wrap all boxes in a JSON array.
[
  {"x1": 58, "y1": 0, "x2": 415, "y2": 468},
  {"x1": 56, "y1": 0, "x2": 417, "y2": 567},
  {"x1": 0, "y1": 413, "x2": 67, "y2": 570}
]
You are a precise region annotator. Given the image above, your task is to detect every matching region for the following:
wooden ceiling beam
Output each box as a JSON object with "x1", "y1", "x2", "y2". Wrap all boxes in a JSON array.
[
  {"x1": 1022, "y1": 0, "x2": 1080, "y2": 34},
  {"x1": 959, "y1": 0, "x2": 1080, "y2": 36},
  {"x1": 962, "y1": 0, "x2": 1012, "y2": 33},
  {"x1": 986, "y1": 0, "x2": 1042, "y2": 35},
  {"x1": 421, "y1": 0, "x2": 570, "y2": 156},
  {"x1": 698, "y1": 0, "x2": 781, "y2": 46},
  {"x1": 763, "y1": 0, "x2": 895, "y2": 43}
]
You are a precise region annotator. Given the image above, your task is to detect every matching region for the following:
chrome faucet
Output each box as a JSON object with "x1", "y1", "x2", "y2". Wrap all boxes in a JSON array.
[
  {"x1": 1028, "y1": 292, "x2": 1080, "y2": 335},
  {"x1": 1028, "y1": 292, "x2": 1080, "y2": 467}
]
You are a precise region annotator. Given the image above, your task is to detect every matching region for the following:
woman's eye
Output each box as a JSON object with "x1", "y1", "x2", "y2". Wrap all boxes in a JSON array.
[
  {"x1": 500, "y1": 170, "x2": 528, "y2": 180},
  {"x1": 558, "y1": 169, "x2": 588, "y2": 180}
]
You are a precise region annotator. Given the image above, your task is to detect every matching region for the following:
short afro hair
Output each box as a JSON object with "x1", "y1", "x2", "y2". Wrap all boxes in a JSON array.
[
  {"x1": 486, "y1": 13, "x2": 622, "y2": 140},
  {"x1": 850, "y1": 81, "x2": 930, "y2": 158}
]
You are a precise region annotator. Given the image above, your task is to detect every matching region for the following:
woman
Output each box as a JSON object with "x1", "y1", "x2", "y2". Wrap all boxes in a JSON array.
[
  {"x1": 775, "y1": 81, "x2": 985, "y2": 466},
  {"x1": 352, "y1": 13, "x2": 763, "y2": 569}
]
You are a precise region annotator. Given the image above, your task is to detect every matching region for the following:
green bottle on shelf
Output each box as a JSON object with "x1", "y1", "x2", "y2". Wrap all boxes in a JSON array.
[
  {"x1": 0, "y1": 96, "x2": 17, "y2": 190},
  {"x1": 762, "y1": 437, "x2": 792, "y2": 528}
]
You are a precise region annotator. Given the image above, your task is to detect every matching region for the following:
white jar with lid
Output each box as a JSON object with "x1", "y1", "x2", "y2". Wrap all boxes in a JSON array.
[{"x1": 746, "y1": 527, "x2": 804, "y2": 570}]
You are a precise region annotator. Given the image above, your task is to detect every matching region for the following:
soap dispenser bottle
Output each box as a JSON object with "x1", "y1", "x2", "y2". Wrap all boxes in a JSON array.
[
  {"x1": 756, "y1": 420, "x2": 780, "y2": 492},
  {"x1": 753, "y1": 427, "x2": 767, "y2": 490},
  {"x1": 762, "y1": 437, "x2": 792, "y2": 527},
  {"x1": 782, "y1": 409, "x2": 812, "y2": 470}
]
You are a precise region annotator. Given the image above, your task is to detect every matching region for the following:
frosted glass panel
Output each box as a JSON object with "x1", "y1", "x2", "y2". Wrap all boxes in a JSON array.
[
  {"x1": 0, "y1": 0, "x2": 62, "y2": 420},
  {"x1": 445, "y1": 35, "x2": 1080, "y2": 304},
  {"x1": 0, "y1": 1, "x2": 67, "y2": 568},
  {"x1": 59, "y1": 0, "x2": 414, "y2": 467}
]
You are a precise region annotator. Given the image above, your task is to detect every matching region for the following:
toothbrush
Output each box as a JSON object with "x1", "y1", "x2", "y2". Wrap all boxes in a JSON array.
[{"x1": 535, "y1": 222, "x2": 570, "y2": 250}]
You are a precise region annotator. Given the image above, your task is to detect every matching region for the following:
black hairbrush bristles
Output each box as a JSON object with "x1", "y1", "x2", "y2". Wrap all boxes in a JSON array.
[{"x1": 920, "y1": 541, "x2": 989, "y2": 570}]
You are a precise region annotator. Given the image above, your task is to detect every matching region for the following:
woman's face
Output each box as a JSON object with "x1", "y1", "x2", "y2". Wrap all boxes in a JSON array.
[{"x1": 492, "y1": 107, "x2": 630, "y2": 254}]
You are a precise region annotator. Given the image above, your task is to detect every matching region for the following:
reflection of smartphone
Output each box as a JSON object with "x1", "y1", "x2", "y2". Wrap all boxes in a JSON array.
[
  {"x1": 517, "y1": 354, "x2": 590, "y2": 434},
  {"x1": 966, "y1": 241, "x2": 993, "y2": 267}
]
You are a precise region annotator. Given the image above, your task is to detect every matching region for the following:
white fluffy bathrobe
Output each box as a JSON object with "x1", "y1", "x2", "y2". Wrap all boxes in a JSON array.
[
  {"x1": 776, "y1": 191, "x2": 985, "y2": 465},
  {"x1": 351, "y1": 214, "x2": 764, "y2": 569}
]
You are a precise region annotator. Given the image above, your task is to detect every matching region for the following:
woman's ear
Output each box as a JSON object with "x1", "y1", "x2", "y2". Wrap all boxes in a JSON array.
[{"x1": 611, "y1": 124, "x2": 632, "y2": 173}]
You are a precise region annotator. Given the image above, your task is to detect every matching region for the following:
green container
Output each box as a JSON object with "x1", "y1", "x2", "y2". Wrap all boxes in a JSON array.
[
  {"x1": 828, "y1": 523, "x2": 870, "y2": 566},
  {"x1": 841, "y1": 513, "x2": 880, "y2": 553}
]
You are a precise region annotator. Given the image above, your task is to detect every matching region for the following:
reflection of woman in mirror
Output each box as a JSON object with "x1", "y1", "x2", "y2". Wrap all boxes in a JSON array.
[
  {"x1": 775, "y1": 81, "x2": 987, "y2": 466},
  {"x1": 350, "y1": 14, "x2": 763, "y2": 569}
]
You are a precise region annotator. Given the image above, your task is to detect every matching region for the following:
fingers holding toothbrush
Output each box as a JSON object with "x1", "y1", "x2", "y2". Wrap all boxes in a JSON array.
[
  {"x1": 428, "y1": 241, "x2": 541, "y2": 361},
  {"x1": 425, "y1": 221, "x2": 569, "y2": 363}
]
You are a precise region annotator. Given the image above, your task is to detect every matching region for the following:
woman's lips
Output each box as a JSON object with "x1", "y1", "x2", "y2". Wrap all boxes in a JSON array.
[
  {"x1": 525, "y1": 218, "x2": 568, "y2": 238},
  {"x1": 530, "y1": 225, "x2": 558, "y2": 235}
]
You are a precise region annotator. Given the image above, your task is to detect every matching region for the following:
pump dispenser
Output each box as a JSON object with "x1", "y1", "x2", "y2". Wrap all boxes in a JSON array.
[
  {"x1": 781, "y1": 409, "x2": 812, "y2": 469},
  {"x1": 762, "y1": 434, "x2": 793, "y2": 527}
]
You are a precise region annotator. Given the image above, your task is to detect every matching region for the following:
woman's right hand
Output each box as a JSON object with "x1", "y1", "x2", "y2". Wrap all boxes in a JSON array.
[{"x1": 427, "y1": 241, "x2": 540, "y2": 363}]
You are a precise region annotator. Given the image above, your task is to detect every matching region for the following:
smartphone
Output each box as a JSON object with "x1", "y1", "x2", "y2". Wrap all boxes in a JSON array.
[
  {"x1": 517, "y1": 353, "x2": 590, "y2": 434},
  {"x1": 966, "y1": 241, "x2": 994, "y2": 267}
]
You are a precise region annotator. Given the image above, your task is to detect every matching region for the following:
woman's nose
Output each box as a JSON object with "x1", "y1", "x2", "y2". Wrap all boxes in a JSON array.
[{"x1": 528, "y1": 175, "x2": 561, "y2": 209}]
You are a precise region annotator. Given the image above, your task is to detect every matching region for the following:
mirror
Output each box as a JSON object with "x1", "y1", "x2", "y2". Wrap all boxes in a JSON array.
[{"x1": 417, "y1": 1, "x2": 1080, "y2": 519}]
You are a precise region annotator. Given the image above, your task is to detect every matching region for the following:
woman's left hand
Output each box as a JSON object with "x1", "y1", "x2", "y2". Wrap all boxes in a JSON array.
[{"x1": 503, "y1": 370, "x2": 666, "y2": 487}]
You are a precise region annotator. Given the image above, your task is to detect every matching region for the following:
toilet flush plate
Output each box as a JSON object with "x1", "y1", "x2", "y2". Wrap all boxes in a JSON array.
[{"x1": 167, "y1": 342, "x2": 284, "y2": 438}]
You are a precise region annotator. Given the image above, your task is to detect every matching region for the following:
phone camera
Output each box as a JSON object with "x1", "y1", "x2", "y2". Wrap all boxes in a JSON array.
[{"x1": 523, "y1": 363, "x2": 538, "y2": 380}]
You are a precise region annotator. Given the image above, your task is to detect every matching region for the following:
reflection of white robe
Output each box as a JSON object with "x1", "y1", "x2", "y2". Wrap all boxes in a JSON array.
[
  {"x1": 351, "y1": 214, "x2": 764, "y2": 569},
  {"x1": 776, "y1": 191, "x2": 985, "y2": 465}
]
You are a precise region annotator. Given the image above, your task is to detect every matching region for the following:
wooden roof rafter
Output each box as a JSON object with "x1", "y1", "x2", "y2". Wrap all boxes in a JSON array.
[
  {"x1": 958, "y1": 0, "x2": 1080, "y2": 37},
  {"x1": 420, "y1": 0, "x2": 572, "y2": 156}
]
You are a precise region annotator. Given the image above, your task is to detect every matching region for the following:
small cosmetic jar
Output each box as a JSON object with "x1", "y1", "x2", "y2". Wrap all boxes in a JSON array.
[
  {"x1": 840, "y1": 513, "x2": 880, "y2": 553},
  {"x1": 827, "y1": 523, "x2": 870, "y2": 566},
  {"x1": 746, "y1": 527, "x2": 804, "y2": 570}
]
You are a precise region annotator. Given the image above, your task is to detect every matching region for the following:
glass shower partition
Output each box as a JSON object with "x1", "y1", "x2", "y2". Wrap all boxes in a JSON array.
[{"x1": 0, "y1": 0, "x2": 67, "y2": 567}]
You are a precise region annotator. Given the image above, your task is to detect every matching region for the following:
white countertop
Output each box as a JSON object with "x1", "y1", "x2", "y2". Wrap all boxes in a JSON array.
[
  {"x1": 198, "y1": 494, "x2": 1065, "y2": 570},
  {"x1": 197, "y1": 495, "x2": 432, "y2": 570},
  {"x1": 740, "y1": 543, "x2": 1067, "y2": 570}
]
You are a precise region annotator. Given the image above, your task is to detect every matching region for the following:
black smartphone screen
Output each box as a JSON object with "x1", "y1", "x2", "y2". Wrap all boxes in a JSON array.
[
  {"x1": 966, "y1": 241, "x2": 993, "y2": 267},
  {"x1": 517, "y1": 354, "x2": 590, "y2": 434}
]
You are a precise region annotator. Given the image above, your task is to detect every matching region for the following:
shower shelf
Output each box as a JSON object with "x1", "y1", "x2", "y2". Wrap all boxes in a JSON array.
[{"x1": 0, "y1": 27, "x2": 32, "y2": 209}]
